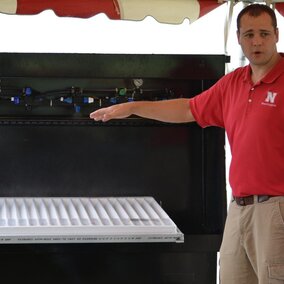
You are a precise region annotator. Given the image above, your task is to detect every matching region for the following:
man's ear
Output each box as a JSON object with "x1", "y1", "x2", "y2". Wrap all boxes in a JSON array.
[
  {"x1": 236, "y1": 30, "x2": 241, "y2": 44},
  {"x1": 276, "y1": 28, "x2": 279, "y2": 43}
]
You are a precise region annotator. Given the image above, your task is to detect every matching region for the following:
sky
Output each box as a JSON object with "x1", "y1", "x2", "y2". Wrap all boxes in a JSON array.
[{"x1": 0, "y1": 4, "x2": 227, "y2": 54}]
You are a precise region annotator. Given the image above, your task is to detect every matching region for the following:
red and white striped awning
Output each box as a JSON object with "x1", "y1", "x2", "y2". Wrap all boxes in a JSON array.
[
  {"x1": 0, "y1": 0, "x2": 222, "y2": 24},
  {"x1": 0, "y1": 1, "x2": 283, "y2": 24},
  {"x1": 276, "y1": 3, "x2": 284, "y2": 17}
]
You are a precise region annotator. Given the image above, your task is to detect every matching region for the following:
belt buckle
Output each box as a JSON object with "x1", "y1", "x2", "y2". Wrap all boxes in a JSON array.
[{"x1": 258, "y1": 195, "x2": 270, "y2": 203}]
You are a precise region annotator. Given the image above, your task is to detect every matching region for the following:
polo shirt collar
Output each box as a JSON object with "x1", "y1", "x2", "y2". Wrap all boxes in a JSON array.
[{"x1": 243, "y1": 53, "x2": 284, "y2": 84}]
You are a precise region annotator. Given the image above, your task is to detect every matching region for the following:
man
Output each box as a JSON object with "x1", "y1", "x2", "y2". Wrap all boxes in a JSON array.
[{"x1": 90, "y1": 4, "x2": 284, "y2": 283}]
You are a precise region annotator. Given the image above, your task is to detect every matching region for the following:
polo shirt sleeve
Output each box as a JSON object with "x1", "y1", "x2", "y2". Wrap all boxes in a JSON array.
[{"x1": 189, "y1": 78, "x2": 225, "y2": 128}]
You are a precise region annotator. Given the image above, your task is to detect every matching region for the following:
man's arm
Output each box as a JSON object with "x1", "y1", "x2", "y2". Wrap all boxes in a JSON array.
[{"x1": 89, "y1": 98, "x2": 195, "y2": 123}]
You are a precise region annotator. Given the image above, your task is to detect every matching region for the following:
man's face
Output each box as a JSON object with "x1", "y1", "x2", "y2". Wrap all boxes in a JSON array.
[{"x1": 237, "y1": 12, "x2": 279, "y2": 67}]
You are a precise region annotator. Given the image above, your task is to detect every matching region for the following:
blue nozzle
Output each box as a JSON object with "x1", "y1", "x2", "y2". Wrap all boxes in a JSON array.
[
  {"x1": 110, "y1": 97, "x2": 117, "y2": 104},
  {"x1": 25, "y1": 87, "x2": 32, "y2": 96},
  {"x1": 60, "y1": 97, "x2": 73, "y2": 104},
  {"x1": 75, "y1": 105, "x2": 81, "y2": 113},
  {"x1": 11, "y1": 97, "x2": 20, "y2": 105}
]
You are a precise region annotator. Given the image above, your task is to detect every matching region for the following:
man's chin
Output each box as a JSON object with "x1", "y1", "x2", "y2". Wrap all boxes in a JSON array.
[{"x1": 248, "y1": 55, "x2": 267, "y2": 66}]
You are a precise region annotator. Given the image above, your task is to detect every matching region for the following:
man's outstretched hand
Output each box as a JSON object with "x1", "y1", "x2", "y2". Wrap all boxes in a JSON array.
[{"x1": 89, "y1": 103, "x2": 133, "y2": 122}]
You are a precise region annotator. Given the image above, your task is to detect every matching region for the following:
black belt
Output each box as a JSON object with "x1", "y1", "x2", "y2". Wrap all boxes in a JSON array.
[{"x1": 233, "y1": 195, "x2": 271, "y2": 206}]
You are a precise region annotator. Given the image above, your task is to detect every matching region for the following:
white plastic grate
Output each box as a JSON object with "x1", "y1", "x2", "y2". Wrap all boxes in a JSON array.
[{"x1": 0, "y1": 197, "x2": 183, "y2": 243}]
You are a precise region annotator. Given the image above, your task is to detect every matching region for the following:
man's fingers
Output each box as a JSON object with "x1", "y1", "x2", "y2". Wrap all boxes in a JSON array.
[
  {"x1": 90, "y1": 103, "x2": 132, "y2": 122},
  {"x1": 90, "y1": 107, "x2": 115, "y2": 122}
]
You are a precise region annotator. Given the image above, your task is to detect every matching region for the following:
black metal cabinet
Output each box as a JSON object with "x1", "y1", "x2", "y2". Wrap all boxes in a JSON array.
[{"x1": 0, "y1": 53, "x2": 227, "y2": 284}]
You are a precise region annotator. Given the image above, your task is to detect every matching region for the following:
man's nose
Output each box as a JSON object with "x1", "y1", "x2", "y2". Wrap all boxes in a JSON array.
[{"x1": 252, "y1": 34, "x2": 263, "y2": 46}]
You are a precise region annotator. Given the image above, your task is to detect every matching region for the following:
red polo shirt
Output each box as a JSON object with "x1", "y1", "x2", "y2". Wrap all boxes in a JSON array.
[{"x1": 190, "y1": 54, "x2": 284, "y2": 197}]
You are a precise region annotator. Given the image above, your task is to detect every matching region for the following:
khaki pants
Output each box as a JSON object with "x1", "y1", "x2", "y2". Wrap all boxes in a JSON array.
[{"x1": 220, "y1": 196, "x2": 284, "y2": 284}]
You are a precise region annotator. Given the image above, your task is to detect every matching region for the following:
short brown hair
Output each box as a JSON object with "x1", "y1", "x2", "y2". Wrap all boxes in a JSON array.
[{"x1": 237, "y1": 4, "x2": 277, "y2": 31}]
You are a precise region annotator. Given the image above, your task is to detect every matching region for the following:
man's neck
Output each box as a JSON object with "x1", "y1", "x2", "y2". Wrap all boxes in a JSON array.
[{"x1": 250, "y1": 53, "x2": 281, "y2": 84}]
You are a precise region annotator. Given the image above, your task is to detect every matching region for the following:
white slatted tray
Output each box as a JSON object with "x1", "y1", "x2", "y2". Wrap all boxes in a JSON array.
[{"x1": 0, "y1": 197, "x2": 184, "y2": 243}]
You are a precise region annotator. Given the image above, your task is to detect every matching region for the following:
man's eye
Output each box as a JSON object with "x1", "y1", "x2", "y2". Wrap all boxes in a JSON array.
[
  {"x1": 244, "y1": 33, "x2": 254, "y2": 38},
  {"x1": 260, "y1": 32, "x2": 269, "y2": 37}
]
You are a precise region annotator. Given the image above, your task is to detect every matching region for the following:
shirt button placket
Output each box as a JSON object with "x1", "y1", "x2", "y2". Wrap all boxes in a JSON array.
[{"x1": 249, "y1": 87, "x2": 254, "y2": 103}]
